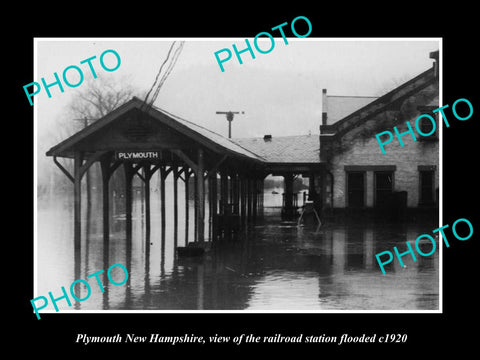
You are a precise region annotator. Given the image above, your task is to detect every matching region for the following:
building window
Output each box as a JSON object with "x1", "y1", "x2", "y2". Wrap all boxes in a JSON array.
[
  {"x1": 375, "y1": 171, "x2": 393, "y2": 208},
  {"x1": 419, "y1": 170, "x2": 435, "y2": 205},
  {"x1": 419, "y1": 116, "x2": 435, "y2": 135},
  {"x1": 417, "y1": 110, "x2": 438, "y2": 140},
  {"x1": 347, "y1": 172, "x2": 365, "y2": 207}
]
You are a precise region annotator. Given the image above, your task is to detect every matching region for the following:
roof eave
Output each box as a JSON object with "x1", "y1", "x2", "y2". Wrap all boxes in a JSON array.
[{"x1": 46, "y1": 97, "x2": 265, "y2": 164}]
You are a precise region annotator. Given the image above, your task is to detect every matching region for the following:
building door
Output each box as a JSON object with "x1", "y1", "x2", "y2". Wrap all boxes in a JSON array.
[
  {"x1": 375, "y1": 171, "x2": 393, "y2": 208},
  {"x1": 347, "y1": 172, "x2": 365, "y2": 207}
]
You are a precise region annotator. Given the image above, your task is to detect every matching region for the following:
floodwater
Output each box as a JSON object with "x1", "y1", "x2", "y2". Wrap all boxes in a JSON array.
[{"x1": 36, "y1": 185, "x2": 439, "y2": 312}]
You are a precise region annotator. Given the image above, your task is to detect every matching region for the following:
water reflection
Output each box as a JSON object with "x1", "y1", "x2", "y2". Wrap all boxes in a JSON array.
[{"x1": 36, "y1": 192, "x2": 439, "y2": 311}]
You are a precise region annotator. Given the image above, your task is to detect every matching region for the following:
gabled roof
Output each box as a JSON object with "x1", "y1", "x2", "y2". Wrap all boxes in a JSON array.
[
  {"x1": 320, "y1": 66, "x2": 437, "y2": 138},
  {"x1": 233, "y1": 135, "x2": 320, "y2": 164},
  {"x1": 46, "y1": 97, "x2": 265, "y2": 163}
]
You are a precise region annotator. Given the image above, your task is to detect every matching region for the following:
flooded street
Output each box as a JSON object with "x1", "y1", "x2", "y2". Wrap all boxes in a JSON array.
[{"x1": 36, "y1": 189, "x2": 439, "y2": 312}]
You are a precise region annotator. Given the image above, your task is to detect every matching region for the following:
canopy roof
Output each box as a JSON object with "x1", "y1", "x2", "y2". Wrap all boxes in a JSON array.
[
  {"x1": 46, "y1": 97, "x2": 265, "y2": 163},
  {"x1": 46, "y1": 97, "x2": 324, "y2": 174}
]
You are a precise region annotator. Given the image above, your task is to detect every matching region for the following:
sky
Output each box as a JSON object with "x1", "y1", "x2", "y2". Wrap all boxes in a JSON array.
[{"x1": 34, "y1": 38, "x2": 440, "y2": 181}]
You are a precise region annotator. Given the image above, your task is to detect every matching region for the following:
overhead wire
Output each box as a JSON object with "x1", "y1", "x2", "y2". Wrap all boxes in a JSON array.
[
  {"x1": 142, "y1": 41, "x2": 185, "y2": 111},
  {"x1": 149, "y1": 41, "x2": 185, "y2": 106},
  {"x1": 142, "y1": 41, "x2": 176, "y2": 109}
]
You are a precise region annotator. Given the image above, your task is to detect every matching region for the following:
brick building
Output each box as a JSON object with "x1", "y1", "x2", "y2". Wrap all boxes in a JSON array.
[
  {"x1": 233, "y1": 50, "x2": 440, "y2": 219},
  {"x1": 319, "y1": 50, "x2": 439, "y2": 217}
]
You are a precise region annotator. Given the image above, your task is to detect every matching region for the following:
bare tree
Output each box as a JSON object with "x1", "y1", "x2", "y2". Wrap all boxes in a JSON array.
[
  {"x1": 68, "y1": 75, "x2": 138, "y2": 122},
  {"x1": 66, "y1": 76, "x2": 141, "y2": 213}
]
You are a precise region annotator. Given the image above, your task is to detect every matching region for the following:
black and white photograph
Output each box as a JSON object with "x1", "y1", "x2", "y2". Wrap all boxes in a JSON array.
[
  {"x1": 34, "y1": 38, "x2": 441, "y2": 313},
  {"x1": 16, "y1": 8, "x2": 478, "y2": 354}
]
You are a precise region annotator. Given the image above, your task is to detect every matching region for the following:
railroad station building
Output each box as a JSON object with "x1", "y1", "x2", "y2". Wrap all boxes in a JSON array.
[
  {"x1": 46, "y1": 50, "x2": 440, "y2": 256},
  {"x1": 317, "y1": 50, "x2": 439, "y2": 218}
]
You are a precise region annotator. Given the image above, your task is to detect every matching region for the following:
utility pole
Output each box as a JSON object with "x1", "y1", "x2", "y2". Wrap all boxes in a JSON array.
[{"x1": 216, "y1": 111, "x2": 245, "y2": 138}]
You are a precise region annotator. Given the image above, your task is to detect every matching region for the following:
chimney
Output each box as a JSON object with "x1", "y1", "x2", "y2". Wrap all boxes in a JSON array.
[
  {"x1": 429, "y1": 50, "x2": 439, "y2": 78},
  {"x1": 263, "y1": 134, "x2": 272, "y2": 142},
  {"x1": 322, "y1": 88, "x2": 328, "y2": 125}
]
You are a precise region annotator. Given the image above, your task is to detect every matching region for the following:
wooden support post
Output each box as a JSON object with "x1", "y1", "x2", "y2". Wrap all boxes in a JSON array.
[
  {"x1": 196, "y1": 149, "x2": 205, "y2": 243},
  {"x1": 245, "y1": 176, "x2": 250, "y2": 220},
  {"x1": 99, "y1": 157, "x2": 111, "y2": 309},
  {"x1": 259, "y1": 177, "x2": 264, "y2": 212},
  {"x1": 124, "y1": 163, "x2": 133, "y2": 243},
  {"x1": 220, "y1": 170, "x2": 228, "y2": 215},
  {"x1": 203, "y1": 173, "x2": 206, "y2": 237},
  {"x1": 144, "y1": 165, "x2": 151, "y2": 243},
  {"x1": 252, "y1": 177, "x2": 258, "y2": 220},
  {"x1": 173, "y1": 166, "x2": 179, "y2": 250},
  {"x1": 257, "y1": 179, "x2": 260, "y2": 211},
  {"x1": 258, "y1": 178, "x2": 262, "y2": 213},
  {"x1": 240, "y1": 175, "x2": 246, "y2": 225},
  {"x1": 100, "y1": 159, "x2": 110, "y2": 250},
  {"x1": 125, "y1": 210, "x2": 133, "y2": 307},
  {"x1": 184, "y1": 167, "x2": 190, "y2": 246},
  {"x1": 210, "y1": 172, "x2": 218, "y2": 240},
  {"x1": 217, "y1": 170, "x2": 225, "y2": 237},
  {"x1": 207, "y1": 177, "x2": 212, "y2": 240},
  {"x1": 229, "y1": 173, "x2": 234, "y2": 203},
  {"x1": 160, "y1": 166, "x2": 166, "y2": 250},
  {"x1": 73, "y1": 152, "x2": 83, "y2": 281},
  {"x1": 237, "y1": 175, "x2": 241, "y2": 221},
  {"x1": 194, "y1": 174, "x2": 198, "y2": 242},
  {"x1": 247, "y1": 177, "x2": 252, "y2": 221},
  {"x1": 73, "y1": 152, "x2": 83, "y2": 251},
  {"x1": 233, "y1": 173, "x2": 239, "y2": 213}
]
